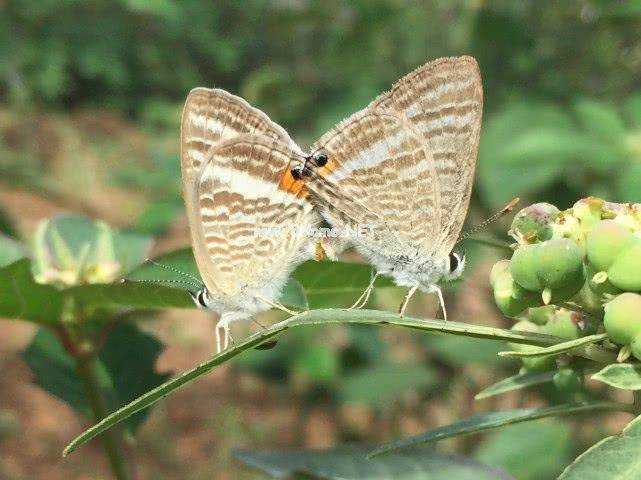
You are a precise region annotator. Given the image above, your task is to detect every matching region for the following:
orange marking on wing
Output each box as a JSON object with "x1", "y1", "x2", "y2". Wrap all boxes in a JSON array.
[{"x1": 278, "y1": 162, "x2": 308, "y2": 198}]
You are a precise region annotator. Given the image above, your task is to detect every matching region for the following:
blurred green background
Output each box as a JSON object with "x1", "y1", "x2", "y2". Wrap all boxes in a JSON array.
[{"x1": 1, "y1": 1, "x2": 640, "y2": 479}]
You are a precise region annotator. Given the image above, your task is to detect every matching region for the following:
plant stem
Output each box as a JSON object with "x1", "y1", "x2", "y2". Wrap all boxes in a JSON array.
[{"x1": 74, "y1": 353, "x2": 132, "y2": 480}]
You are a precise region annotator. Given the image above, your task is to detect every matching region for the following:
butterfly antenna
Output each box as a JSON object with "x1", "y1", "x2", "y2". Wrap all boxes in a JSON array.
[
  {"x1": 120, "y1": 277, "x2": 201, "y2": 292},
  {"x1": 457, "y1": 197, "x2": 520, "y2": 244},
  {"x1": 144, "y1": 258, "x2": 204, "y2": 286}
]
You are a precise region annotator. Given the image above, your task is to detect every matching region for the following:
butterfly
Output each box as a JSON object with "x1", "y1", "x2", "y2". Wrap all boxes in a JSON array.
[
  {"x1": 180, "y1": 88, "x2": 325, "y2": 352},
  {"x1": 291, "y1": 56, "x2": 483, "y2": 319}
]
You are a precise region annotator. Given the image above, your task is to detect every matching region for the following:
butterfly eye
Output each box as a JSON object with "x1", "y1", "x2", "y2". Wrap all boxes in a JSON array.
[
  {"x1": 194, "y1": 289, "x2": 208, "y2": 308},
  {"x1": 448, "y1": 252, "x2": 460, "y2": 274},
  {"x1": 313, "y1": 153, "x2": 328, "y2": 167}
]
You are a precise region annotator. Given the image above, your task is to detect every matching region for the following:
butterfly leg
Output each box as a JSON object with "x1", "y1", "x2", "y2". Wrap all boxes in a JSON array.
[
  {"x1": 349, "y1": 271, "x2": 380, "y2": 309},
  {"x1": 398, "y1": 285, "x2": 419, "y2": 317},
  {"x1": 255, "y1": 293, "x2": 300, "y2": 316},
  {"x1": 427, "y1": 284, "x2": 448, "y2": 321}
]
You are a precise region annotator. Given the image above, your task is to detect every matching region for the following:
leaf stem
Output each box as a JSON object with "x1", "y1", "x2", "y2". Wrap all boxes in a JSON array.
[{"x1": 59, "y1": 327, "x2": 132, "y2": 480}]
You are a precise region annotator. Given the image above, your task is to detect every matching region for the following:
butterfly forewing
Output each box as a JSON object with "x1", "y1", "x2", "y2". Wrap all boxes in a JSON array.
[
  {"x1": 309, "y1": 110, "x2": 439, "y2": 257},
  {"x1": 180, "y1": 88, "x2": 314, "y2": 298},
  {"x1": 371, "y1": 56, "x2": 483, "y2": 254}
]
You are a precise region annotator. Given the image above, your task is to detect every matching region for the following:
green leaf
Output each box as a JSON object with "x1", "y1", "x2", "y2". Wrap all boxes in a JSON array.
[
  {"x1": 63, "y1": 308, "x2": 562, "y2": 456},
  {"x1": 559, "y1": 414, "x2": 641, "y2": 479},
  {"x1": 498, "y1": 333, "x2": 609, "y2": 359},
  {"x1": 616, "y1": 162, "x2": 641, "y2": 203},
  {"x1": 592, "y1": 363, "x2": 641, "y2": 390},
  {"x1": 474, "y1": 371, "x2": 556, "y2": 400},
  {"x1": 341, "y1": 362, "x2": 437, "y2": 407},
  {"x1": 572, "y1": 98, "x2": 627, "y2": 144},
  {"x1": 476, "y1": 421, "x2": 572, "y2": 480},
  {"x1": 0, "y1": 206, "x2": 18, "y2": 238},
  {"x1": 23, "y1": 324, "x2": 168, "y2": 432},
  {"x1": 97, "y1": 322, "x2": 170, "y2": 431},
  {"x1": 234, "y1": 445, "x2": 514, "y2": 480},
  {"x1": 293, "y1": 260, "x2": 395, "y2": 308},
  {"x1": 0, "y1": 259, "x2": 62, "y2": 324},
  {"x1": 369, "y1": 402, "x2": 628, "y2": 457},
  {"x1": 23, "y1": 328, "x2": 92, "y2": 417},
  {"x1": 0, "y1": 234, "x2": 26, "y2": 267}
]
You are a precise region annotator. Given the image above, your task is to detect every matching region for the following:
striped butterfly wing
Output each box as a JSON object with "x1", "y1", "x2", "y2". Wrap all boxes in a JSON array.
[
  {"x1": 189, "y1": 134, "x2": 315, "y2": 297},
  {"x1": 180, "y1": 89, "x2": 313, "y2": 296},
  {"x1": 370, "y1": 56, "x2": 483, "y2": 256},
  {"x1": 307, "y1": 56, "x2": 482, "y2": 260},
  {"x1": 306, "y1": 109, "x2": 440, "y2": 259}
]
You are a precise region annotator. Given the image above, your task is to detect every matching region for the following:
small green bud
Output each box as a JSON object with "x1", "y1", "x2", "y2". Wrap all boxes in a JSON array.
[
  {"x1": 607, "y1": 238, "x2": 641, "y2": 291},
  {"x1": 572, "y1": 197, "x2": 605, "y2": 233},
  {"x1": 604, "y1": 293, "x2": 641, "y2": 345},
  {"x1": 509, "y1": 203, "x2": 559, "y2": 244},
  {"x1": 553, "y1": 367, "x2": 583, "y2": 393},
  {"x1": 586, "y1": 220, "x2": 634, "y2": 272},
  {"x1": 510, "y1": 239, "x2": 585, "y2": 302},
  {"x1": 490, "y1": 260, "x2": 540, "y2": 316}
]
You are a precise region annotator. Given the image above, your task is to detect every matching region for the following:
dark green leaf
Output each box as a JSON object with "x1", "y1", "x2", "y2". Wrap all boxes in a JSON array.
[
  {"x1": 475, "y1": 371, "x2": 556, "y2": 400},
  {"x1": 572, "y1": 98, "x2": 626, "y2": 144},
  {"x1": 0, "y1": 206, "x2": 18, "y2": 238},
  {"x1": 234, "y1": 445, "x2": 514, "y2": 480},
  {"x1": 592, "y1": 363, "x2": 641, "y2": 390},
  {"x1": 64, "y1": 308, "x2": 562, "y2": 456},
  {"x1": 623, "y1": 93, "x2": 641, "y2": 129},
  {"x1": 23, "y1": 324, "x2": 168, "y2": 432},
  {"x1": 0, "y1": 259, "x2": 62, "y2": 324},
  {"x1": 476, "y1": 421, "x2": 572, "y2": 480},
  {"x1": 559, "y1": 414, "x2": 641, "y2": 479},
  {"x1": 22, "y1": 328, "x2": 91, "y2": 417},
  {"x1": 369, "y1": 402, "x2": 628, "y2": 457}
]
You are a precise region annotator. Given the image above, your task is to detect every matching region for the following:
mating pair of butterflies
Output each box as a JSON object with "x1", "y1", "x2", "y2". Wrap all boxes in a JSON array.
[{"x1": 180, "y1": 56, "x2": 483, "y2": 352}]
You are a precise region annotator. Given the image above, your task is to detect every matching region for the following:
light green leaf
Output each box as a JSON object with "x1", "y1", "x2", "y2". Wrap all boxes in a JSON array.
[
  {"x1": 369, "y1": 402, "x2": 628, "y2": 457},
  {"x1": 498, "y1": 333, "x2": 609, "y2": 359},
  {"x1": 559, "y1": 414, "x2": 641, "y2": 479},
  {"x1": 623, "y1": 93, "x2": 641, "y2": 130},
  {"x1": 592, "y1": 363, "x2": 641, "y2": 390},
  {"x1": 235, "y1": 445, "x2": 514, "y2": 480},
  {"x1": 63, "y1": 308, "x2": 561, "y2": 456},
  {"x1": 475, "y1": 371, "x2": 556, "y2": 400},
  {"x1": 476, "y1": 421, "x2": 572, "y2": 480}
]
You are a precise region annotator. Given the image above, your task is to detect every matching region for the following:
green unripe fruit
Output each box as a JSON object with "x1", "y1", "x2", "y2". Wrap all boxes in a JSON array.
[
  {"x1": 572, "y1": 197, "x2": 605, "y2": 233},
  {"x1": 607, "y1": 238, "x2": 641, "y2": 291},
  {"x1": 586, "y1": 220, "x2": 634, "y2": 272},
  {"x1": 543, "y1": 309, "x2": 581, "y2": 340},
  {"x1": 603, "y1": 293, "x2": 641, "y2": 345},
  {"x1": 527, "y1": 305, "x2": 556, "y2": 326},
  {"x1": 490, "y1": 260, "x2": 540, "y2": 316},
  {"x1": 510, "y1": 239, "x2": 585, "y2": 303},
  {"x1": 508, "y1": 321, "x2": 556, "y2": 372},
  {"x1": 510, "y1": 203, "x2": 559, "y2": 244},
  {"x1": 553, "y1": 367, "x2": 583, "y2": 393}
]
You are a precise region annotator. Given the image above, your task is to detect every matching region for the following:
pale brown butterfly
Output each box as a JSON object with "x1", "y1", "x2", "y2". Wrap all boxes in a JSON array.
[
  {"x1": 292, "y1": 56, "x2": 484, "y2": 319},
  {"x1": 180, "y1": 88, "x2": 329, "y2": 352}
]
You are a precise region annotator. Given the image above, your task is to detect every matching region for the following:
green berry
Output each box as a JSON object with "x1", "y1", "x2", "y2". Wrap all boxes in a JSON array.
[
  {"x1": 586, "y1": 220, "x2": 634, "y2": 272},
  {"x1": 508, "y1": 321, "x2": 556, "y2": 372},
  {"x1": 603, "y1": 293, "x2": 641, "y2": 345},
  {"x1": 511, "y1": 239, "x2": 585, "y2": 303},
  {"x1": 490, "y1": 260, "x2": 540, "y2": 316},
  {"x1": 542, "y1": 308, "x2": 580, "y2": 340},
  {"x1": 572, "y1": 197, "x2": 605, "y2": 233},
  {"x1": 553, "y1": 367, "x2": 583, "y2": 393},
  {"x1": 527, "y1": 305, "x2": 556, "y2": 326},
  {"x1": 510, "y1": 203, "x2": 559, "y2": 244},
  {"x1": 607, "y1": 238, "x2": 641, "y2": 291}
]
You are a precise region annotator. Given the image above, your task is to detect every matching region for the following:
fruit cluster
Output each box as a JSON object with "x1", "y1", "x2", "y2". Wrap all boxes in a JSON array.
[{"x1": 491, "y1": 197, "x2": 641, "y2": 368}]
